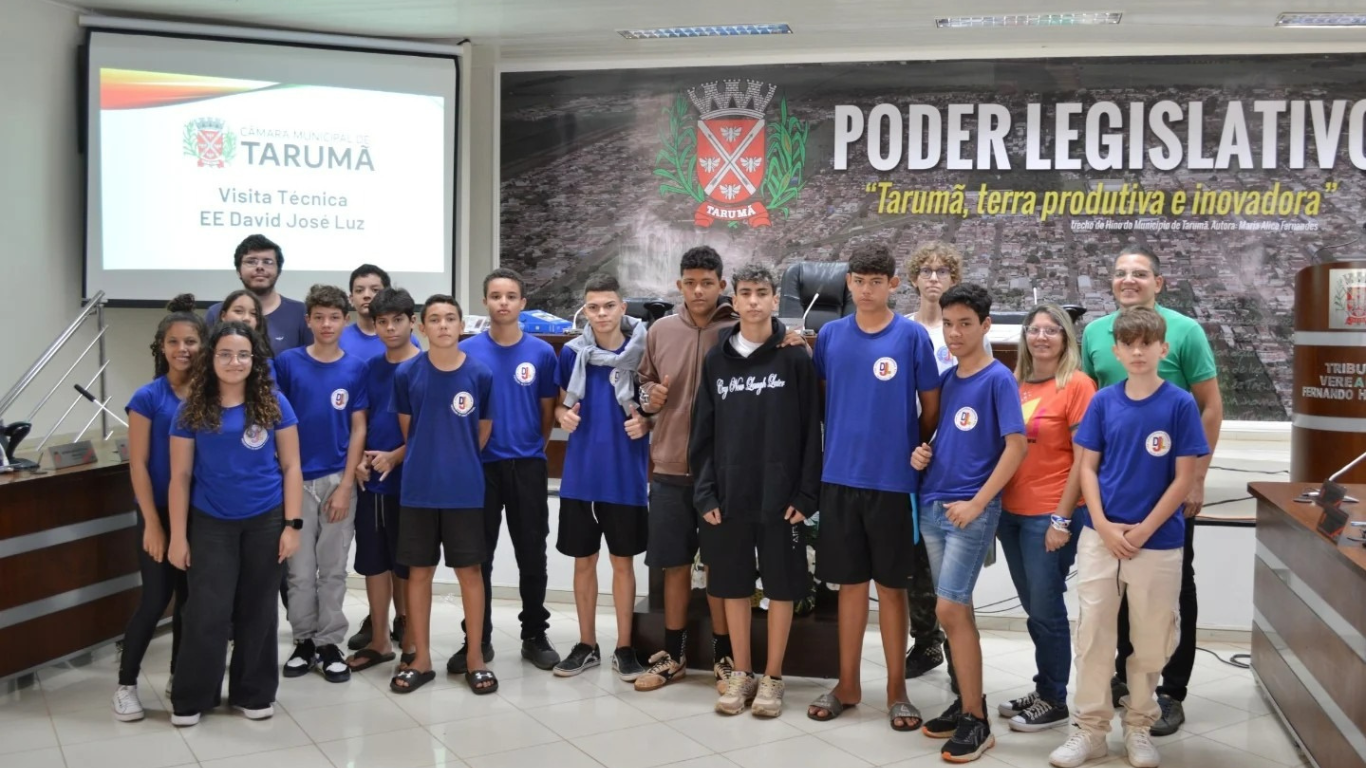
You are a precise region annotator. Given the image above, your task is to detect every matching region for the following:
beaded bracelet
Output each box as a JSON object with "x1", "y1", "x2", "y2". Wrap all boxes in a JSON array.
[{"x1": 1049, "y1": 514, "x2": 1072, "y2": 532}]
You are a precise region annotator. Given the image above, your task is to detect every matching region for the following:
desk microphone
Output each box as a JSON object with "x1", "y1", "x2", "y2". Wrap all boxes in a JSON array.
[
  {"x1": 1296, "y1": 448, "x2": 1366, "y2": 505},
  {"x1": 73, "y1": 384, "x2": 130, "y2": 428},
  {"x1": 1310, "y1": 449, "x2": 1365, "y2": 541}
]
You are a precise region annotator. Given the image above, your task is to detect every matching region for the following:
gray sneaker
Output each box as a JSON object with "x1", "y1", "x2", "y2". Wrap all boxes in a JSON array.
[
  {"x1": 1151, "y1": 695, "x2": 1184, "y2": 737},
  {"x1": 751, "y1": 675, "x2": 785, "y2": 718},
  {"x1": 612, "y1": 647, "x2": 647, "y2": 682},
  {"x1": 715, "y1": 671, "x2": 758, "y2": 715}
]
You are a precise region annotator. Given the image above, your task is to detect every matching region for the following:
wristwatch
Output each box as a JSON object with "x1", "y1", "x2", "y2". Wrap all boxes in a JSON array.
[{"x1": 283, "y1": 518, "x2": 303, "y2": 530}]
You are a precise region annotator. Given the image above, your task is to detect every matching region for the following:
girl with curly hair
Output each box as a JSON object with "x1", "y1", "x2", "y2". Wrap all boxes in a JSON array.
[
  {"x1": 166, "y1": 321, "x2": 303, "y2": 726},
  {"x1": 112, "y1": 294, "x2": 205, "y2": 722}
]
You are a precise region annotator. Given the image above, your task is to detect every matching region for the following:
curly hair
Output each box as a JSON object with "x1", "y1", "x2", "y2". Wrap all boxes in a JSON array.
[
  {"x1": 906, "y1": 241, "x2": 963, "y2": 295},
  {"x1": 220, "y1": 289, "x2": 273, "y2": 356},
  {"x1": 177, "y1": 321, "x2": 282, "y2": 433},
  {"x1": 305, "y1": 283, "x2": 350, "y2": 315},
  {"x1": 151, "y1": 294, "x2": 207, "y2": 378}
]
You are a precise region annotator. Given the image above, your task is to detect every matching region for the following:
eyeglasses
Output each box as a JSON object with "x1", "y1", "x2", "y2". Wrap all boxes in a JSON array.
[
  {"x1": 242, "y1": 258, "x2": 277, "y2": 269},
  {"x1": 918, "y1": 267, "x2": 952, "y2": 279},
  {"x1": 1025, "y1": 326, "x2": 1063, "y2": 338},
  {"x1": 1112, "y1": 269, "x2": 1153, "y2": 280},
  {"x1": 214, "y1": 351, "x2": 255, "y2": 363}
]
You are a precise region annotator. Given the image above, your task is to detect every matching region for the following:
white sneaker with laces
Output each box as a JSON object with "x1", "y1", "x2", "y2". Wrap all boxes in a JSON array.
[
  {"x1": 112, "y1": 685, "x2": 144, "y2": 722},
  {"x1": 1124, "y1": 725, "x2": 1160, "y2": 768},
  {"x1": 751, "y1": 675, "x2": 785, "y2": 718},
  {"x1": 1049, "y1": 729, "x2": 1108, "y2": 768},
  {"x1": 715, "y1": 671, "x2": 758, "y2": 715}
]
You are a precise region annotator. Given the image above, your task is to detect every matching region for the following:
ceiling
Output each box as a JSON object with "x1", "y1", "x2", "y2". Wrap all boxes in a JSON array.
[{"x1": 38, "y1": 0, "x2": 1366, "y2": 66}]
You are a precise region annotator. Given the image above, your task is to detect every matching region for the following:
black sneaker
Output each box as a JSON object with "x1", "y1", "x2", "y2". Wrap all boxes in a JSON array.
[
  {"x1": 391, "y1": 615, "x2": 406, "y2": 644},
  {"x1": 553, "y1": 642, "x2": 600, "y2": 677},
  {"x1": 346, "y1": 615, "x2": 373, "y2": 651},
  {"x1": 522, "y1": 635, "x2": 561, "y2": 671},
  {"x1": 283, "y1": 639, "x2": 316, "y2": 678},
  {"x1": 923, "y1": 697, "x2": 962, "y2": 738},
  {"x1": 318, "y1": 643, "x2": 350, "y2": 683},
  {"x1": 1111, "y1": 676, "x2": 1129, "y2": 709},
  {"x1": 446, "y1": 641, "x2": 496, "y2": 675},
  {"x1": 1007, "y1": 697, "x2": 1069, "y2": 732},
  {"x1": 942, "y1": 711, "x2": 995, "y2": 763},
  {"x1": 905, "y1": 643, "x2": 945, "y2": 679},
  {"x1": 612, "y1": 647, "x2": 647, "y2": 682},
  {"x1": 997, "y1": 691, "x2": 1039, "y2": 718},
  {"x1": 1151, "y1": 694, "x2": 1185, "y2": 737}
]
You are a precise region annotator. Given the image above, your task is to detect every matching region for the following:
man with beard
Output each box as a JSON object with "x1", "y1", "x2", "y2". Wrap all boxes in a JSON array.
[{"x1": 206, "y1": 234, "x2": 311, "y2": 355}]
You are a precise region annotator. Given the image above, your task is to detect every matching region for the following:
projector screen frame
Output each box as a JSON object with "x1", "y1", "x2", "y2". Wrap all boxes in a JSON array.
[{"x1": 80, "y1": 25, "x2": 462, "y2": 310}]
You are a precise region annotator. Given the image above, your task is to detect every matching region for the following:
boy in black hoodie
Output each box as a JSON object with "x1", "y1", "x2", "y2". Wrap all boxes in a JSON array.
[{"x1": 689, "y1": 264, "x2": 822, "y2": 719}]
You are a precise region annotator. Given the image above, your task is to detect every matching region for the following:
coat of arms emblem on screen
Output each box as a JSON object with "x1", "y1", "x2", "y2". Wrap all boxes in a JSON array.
[{"x1": 183, "y1": 117, "x2": 237, "y2": 168}]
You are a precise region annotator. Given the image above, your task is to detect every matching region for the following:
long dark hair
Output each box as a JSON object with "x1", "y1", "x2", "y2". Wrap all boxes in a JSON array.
[
  {"x1": 152, "y1": 294, "x2": 208, "y2": 378},
  {"x1": 220, "y1": 289, "x2": 273, "y2": 357},
  {"x1": 177, "y1": 321, "x2": 281, "y2": 433}
]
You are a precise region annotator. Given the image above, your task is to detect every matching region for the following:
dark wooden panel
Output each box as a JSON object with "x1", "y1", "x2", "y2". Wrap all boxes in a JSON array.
[
  {"x1": 0, "y1": 528, "x2": 141, "y2": 611},
  {"x1": 1253, "y1": 558, "x2": 1366, "y2": 729},
  {"x1": 0, "y1": 588, "x2": 143, "y2": 679},
  {"x1": 0, "y1": 462, "x2": 134, "y2": 538},
  {"x1": 1252, "y1": 625, "x2": 1365, "y2": 768}
]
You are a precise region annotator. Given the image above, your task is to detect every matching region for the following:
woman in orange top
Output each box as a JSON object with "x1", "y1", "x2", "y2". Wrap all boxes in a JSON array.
[{"x1": 996, "y1": 303, "x2": 1096, "y2": 733}]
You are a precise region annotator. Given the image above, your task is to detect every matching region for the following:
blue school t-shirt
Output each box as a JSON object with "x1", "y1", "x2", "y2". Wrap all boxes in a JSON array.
[
  {"x1": 169, "y1": 393, "x2": 298, "y2": 520},
  {"x1": 339, "y1": 324, "x2": 421, "y2": 363},
  {"x1": 555, "y1": 343, "x2": 649, "y2": 507},
  {"x1": 813, "y1": 314, "x2": 940, "y2": 494},
  {"x1": 1073, "y1": 381, "x2": 1210, "y2": 550},
  {"x1": 125, "y1": 377, "x2": 181, "y2": 508},
  {"x1": 206, "y1": 296, "x2": 312, "y2": 355},
  {"x1": 362, "y1": 355, "x2": 410, "y2": 496},
  {"x1": 392, "y1": 353, "x2": 494, "y2": 509},
  {"x1": 462, "y1": 332, "x2": 559, "y2": 463},
  {"x1": 273, "y1": 348, "x2": 369, "y2": 481},
  {"x1": 921, "y1": 361, "x2": 1026, "y2": 504}
]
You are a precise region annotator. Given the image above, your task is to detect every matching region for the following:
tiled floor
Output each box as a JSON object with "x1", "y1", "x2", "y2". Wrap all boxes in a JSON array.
[{"x1": 0, "y1": 591, "x2": 1308, "y2": 768}]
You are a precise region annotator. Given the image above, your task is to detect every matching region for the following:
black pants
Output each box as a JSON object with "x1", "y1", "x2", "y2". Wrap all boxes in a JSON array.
[
  {"x1": 463, "y1": 459, "x2": 551, "y2": 643},
  {"x1": 172, "y1": 507, "x2": 284, "y2": 713},
  {"x1": 1116, "y1": 519, "x2": 1197, "y2": 701},
  {"x1": 119, "y1": 508, "x2": 189, "y2": 686}
]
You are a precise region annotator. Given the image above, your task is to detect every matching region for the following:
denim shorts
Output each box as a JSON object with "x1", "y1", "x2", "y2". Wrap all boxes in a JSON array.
[{"x1": 919, "y1": 497, "x2": 1003, "y2": 605}]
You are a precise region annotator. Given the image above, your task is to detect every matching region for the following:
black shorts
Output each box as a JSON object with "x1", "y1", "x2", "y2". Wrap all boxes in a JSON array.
[
  {"x1": 557, "y1": 499, "x2": 648, "y2": 558},
  {"x1": 700, "y1": 517, "x2": 810, "y2": 601},
  {"x1": 354, "y1": 491, "x2": 409, "y2": 579},
  {"x1": 814, "y1": 483, "x2": 916, "y2": 588},
  {"x1": 396, "y1": 506, "x2": 487, "y2": 569},
  {"x1": 645, "y1": 478, "x2": 700, "y2": 568}
]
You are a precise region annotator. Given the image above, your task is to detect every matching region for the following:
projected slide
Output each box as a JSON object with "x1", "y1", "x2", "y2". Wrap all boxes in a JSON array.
[{"x1": 98, "y1": 68, "x2": 445, "y2": 273}]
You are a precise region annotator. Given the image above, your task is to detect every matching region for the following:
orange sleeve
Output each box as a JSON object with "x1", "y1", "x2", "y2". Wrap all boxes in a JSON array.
[{"x1": 1066, "y1": 373, "x2": 1097, "y2": 429}]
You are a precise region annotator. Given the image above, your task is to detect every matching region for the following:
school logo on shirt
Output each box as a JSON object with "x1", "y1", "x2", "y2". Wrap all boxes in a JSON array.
[
  {"x1": 936, "y1": 345, "x2": 954, "y2": 366},
  {"x1": 954, "y1": 407, "x2": 979, "y2": 431},
  {"x1": 242, "y1": 424, "x2": 268, "y2": 450},
  {"x1": 873, "y1": 357, "x2": 898, "y2": 381},
  {"x1": 609, "y1": 369, "x2": 624, "y2": 386},
  {"x1": 331, "y1": 389, "x2": 349, "y2": 410},
  {"x1": 514, "y1": 362, "x2": 537, "y2": 386},
  {"x1": 1146, "y1": 430, "x2": 1172, "y2": 457},
  {"x1": 451, "y1": 391, "x2": 476, "y2": 417}
]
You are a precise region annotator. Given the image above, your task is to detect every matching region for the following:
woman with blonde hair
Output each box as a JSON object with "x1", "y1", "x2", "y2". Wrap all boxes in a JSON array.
[{"x1": 995, "y1": 303, "x2": 1096, "y2": 732}]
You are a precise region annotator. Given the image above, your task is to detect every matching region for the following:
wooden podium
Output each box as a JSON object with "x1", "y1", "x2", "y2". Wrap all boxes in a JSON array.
[{"x1": 1291, "y1": 261, "x2": 1366, "y2": 483}]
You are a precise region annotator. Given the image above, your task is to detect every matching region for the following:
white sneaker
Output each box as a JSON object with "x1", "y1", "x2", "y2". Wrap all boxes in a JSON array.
[
  {"x1": 1124, "y1": 725, "x2": 1160, "y2": 767},
  {"x1": 715, "y1": 671, "x2": 758, "y2": 715},
  {"x1": 112, "y1": 685, "x2": 144, "y2": 722},
  {"x1": 234, "y1": 704, "x2": 275, "y2": 720},
  {"x1": 170, "y1": 710, "x2": 201, "y2": 727},
  {"x1": 1049, "y1": 729, "x2": 1108, "y2": 768},
  {"x1": 751, "y1": 675, "x2": 785, "y2": 718}
]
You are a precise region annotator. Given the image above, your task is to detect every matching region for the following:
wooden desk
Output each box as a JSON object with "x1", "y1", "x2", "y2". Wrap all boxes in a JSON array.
[
  {"x1": 1249, "y1": 482, "x2": 1366, "y2": 768},
  {"x1": 0, "y1": 455, "x2": 139, "y2": 681}
]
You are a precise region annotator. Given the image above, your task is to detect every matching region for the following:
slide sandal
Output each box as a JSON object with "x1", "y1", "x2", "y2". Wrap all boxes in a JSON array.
[
  {"x1": 889, "y1": 701, "x2": 923, "y2": 731},
  {"x1": 807, "y1": 692, "x2": 856, "y2": 721},
  {"x1": 466, "y1": 669, "x2": 499, "y2": 695},
  {"x1": 347, "y1": 648, "x2": 396, "y2": 672},
  {"x1": 389, "y1": 668, "x2": 436, "y2": 694}
]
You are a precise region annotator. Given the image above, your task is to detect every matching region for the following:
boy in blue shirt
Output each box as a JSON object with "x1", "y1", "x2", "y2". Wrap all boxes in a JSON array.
[
  {"x1": 273, "y1": 285, "x2": 369, "y2": 684},
  {"x1": 346, "y1": 288, "x2": 421, "y2": 672},
  {"x1": 1049, "y1": 307, "x2": 1208, "y2": 768},
  {"x1": 457, "y1": 269, "x2": 562, "y2": 673},
  {"x1": 552, "y1": 273, "x2": 651, "y2": 681},
  {"x1": 390, "y1": 295, "x2": 497, "y2": 696},
  {"x1": 806, "y1": 245, "x2": 941, "y2": 732},
  {"x1": 912, "y1": 283, "x2": 1027, "y2": 762}
]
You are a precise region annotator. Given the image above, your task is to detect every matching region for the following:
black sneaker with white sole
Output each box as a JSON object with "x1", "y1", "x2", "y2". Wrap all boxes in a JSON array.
[
  {"x1": 942, "y1": 710, "x2": 995, "y2": 763},
  {"x1": 318, "y1": 643, "x2": 350, "y2": 683},
  {"x1": 612, "y1": 647, "x2": 646, "y2": 682},
  {"x1": 997, "y1": 691, "x2": 1040, "y2": 718},
  {"x1": 905, "y1": 642, "x2": 945, "y2": 679},
  {"x1": 923, "y1": 697, "x2": 962, "y2": 738},
  {"x1": 553, "y1": 642, "x2": 601, "y2": 677},
  {"x1": 1008, "y1": 697, "x2": 1069, "y2": 732},
  {"x1": 283, "y1": 639, "x2": 316, "y2": 678}
]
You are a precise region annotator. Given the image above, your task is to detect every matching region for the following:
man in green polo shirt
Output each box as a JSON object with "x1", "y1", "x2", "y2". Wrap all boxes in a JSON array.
[{"x1": 1080, "y1": 244, "x2": 1224, "y2": 738}]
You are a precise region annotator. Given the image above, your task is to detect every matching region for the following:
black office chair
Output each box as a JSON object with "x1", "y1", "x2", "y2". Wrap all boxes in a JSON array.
[
  {"x1": 624, "y1": 298, "x2": 674, "y2": 328},
  {"x1": 779, "y1": 262, "x2": 855, "y2": 333}
]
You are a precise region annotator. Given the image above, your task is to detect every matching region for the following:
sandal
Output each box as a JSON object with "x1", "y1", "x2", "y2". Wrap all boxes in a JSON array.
[
  {"x1": 466, "y1": 669, "x2": 499, "y2": 695},
  {"x1": 347, "y1": 648, "x2": 396, "y2": 672},
  {"x1": 807, "y1": 691, "x2": 856, "y2": 721},
  {"x1": 389, "y1": 668, "x2": 435, "y2": 694},
  {"x1": 889, "y1": 701, "x2": 922, "y2": 731}
]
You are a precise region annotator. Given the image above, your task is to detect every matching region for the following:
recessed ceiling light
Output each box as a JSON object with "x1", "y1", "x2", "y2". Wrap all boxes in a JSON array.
[
  {"x1": 1276, "y1": 12, "x2": 1366, "y2": 27},
  {"x1": 935, "y1": 12, "x2": 1122, "y2": 28},
  {"x1": 617, "y1": 23, "x2": 792, "y2": 40}
]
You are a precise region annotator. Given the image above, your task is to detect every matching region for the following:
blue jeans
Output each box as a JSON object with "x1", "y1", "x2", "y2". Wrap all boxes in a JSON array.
[
  {"x1": 920, "y1": 497, "x2": 1002, "y2": 606},
  {"x1": 997, "y1": 509, "x2": 1079, "y2": 704}
]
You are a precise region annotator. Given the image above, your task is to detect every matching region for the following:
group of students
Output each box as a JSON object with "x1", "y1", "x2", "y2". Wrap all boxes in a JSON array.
[{"x1": 109, "y1": 232, "x2": 1221, "y2": 768}]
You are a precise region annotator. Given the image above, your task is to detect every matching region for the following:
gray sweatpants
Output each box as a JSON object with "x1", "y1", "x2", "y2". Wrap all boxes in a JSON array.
[{"x1": 286, "y1": 472, "x2": 356, "y2": 647}]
